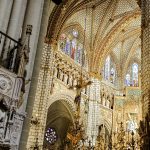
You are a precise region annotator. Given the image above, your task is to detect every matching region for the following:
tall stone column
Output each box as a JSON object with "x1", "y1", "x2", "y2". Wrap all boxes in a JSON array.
[
  {"x1": 21, "y1": 0, "x2": 45, "y2": 80},
  {"x1": 141, "y1": 0, "x2": 150, "y2": 148},
  {"x1": 86, "y1": 78, "x2": 100, "y2": 145},
  {"x1": 26, "y1": 43, "x2": 55, "y2": 149},
  {"x1": 141, "y1": 0, "x2": 150, "y2": 119},
  {"x1": 18, "y1": 0, "x2": 45, "y2": 113},
  {"x1": 0, "y1": 0, "x2": 13, "y2": 31},
  {"x1": 0, "y1": 0, "x2": 14, "y2": 55},
  {"x1": 19, "y1": 1, "x2": 55, "y2": 149},
  {"x1": 2, "y1": 0, "x2": 27, "y2": 60}
]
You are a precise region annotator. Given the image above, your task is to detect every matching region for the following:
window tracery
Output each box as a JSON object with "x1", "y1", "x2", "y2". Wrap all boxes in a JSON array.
[
  {"x1": 132, "y1": 63, "x2": 138, "y2": 86},
  {"x1": 59, "y1": 29, "x2": 84, "y2": 65},
  {"x1": 125, "y1": 63, "x2": 139, "y2": 87},
  {"x1": 125, "y1": 74, "x2": 131, "y2": 86},
  {"x1": 45, "y1": 128, "x2": 57, "y2": 145},
  {"x1": 104, "y1": 56, "x2": 110, "y2": 80},
  {"x1": 102, "y1": 56, "x2": 116, "y2": 84},
  {"x1": 110, "y1": 67, "x2": 115, "y2": 84}
]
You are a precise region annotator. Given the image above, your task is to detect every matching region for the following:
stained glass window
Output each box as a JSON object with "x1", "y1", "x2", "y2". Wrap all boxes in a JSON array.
[
  {"x1": 125, "y1": 63, "x2": 139, "y2": 87},
  {"x1": 132, "y1": 63, "x2": 138, "y2": 86},
  {"x1": 110, "y1": 68, "x2": 115, "y2": 83},
  {"x1": 125, "y1": 74, "x2": 131, "y2": 86},
  {"x1": 45, "y1": 128, "x2": 57, "y2": 144},
  {"x1": 104, "y1": 56, "x2": 110, "y2": 80},
  {"x1": 102, "y1": 56, "x2": 116, "y2": 84},
  {"x1": 59, "y1": 29, "x2": 84, "y2": 65}
]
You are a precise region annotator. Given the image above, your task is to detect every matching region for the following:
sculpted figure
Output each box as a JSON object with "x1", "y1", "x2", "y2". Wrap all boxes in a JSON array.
[{"x1": 0, "y1": 109, "x2": 6, "y2": 140}]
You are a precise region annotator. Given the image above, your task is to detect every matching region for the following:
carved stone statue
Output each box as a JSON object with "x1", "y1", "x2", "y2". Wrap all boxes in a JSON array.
[
  {"x1": 126, "y1": 113, "x2": 138, "y2": 132},
  {"x1": 0, "y1": 99, "x2": 8, "y2": 141},
  {"x1": 0, "y1": 108, "x2": 6, "y2": 140}
]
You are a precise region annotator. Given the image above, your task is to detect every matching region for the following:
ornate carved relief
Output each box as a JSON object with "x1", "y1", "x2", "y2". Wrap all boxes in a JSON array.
[
  {"x1": 0, "y1": 74, "x2": 12, "y2": 95},
  {"x1": 52, "y1": 51, "x2": 90, "y2": 89},
  {"x1": 100, "y1": 81, "x2": 115, "y2": 109},
  {"x1": 0, "y1": 67, "x2": 23, "y2": 149},
  {"x1": 0, "y1": 100, "x2": 7, "y2": 141},
  {"x1": 10, "y1": 113, "x2": 24, "y2": 145}
]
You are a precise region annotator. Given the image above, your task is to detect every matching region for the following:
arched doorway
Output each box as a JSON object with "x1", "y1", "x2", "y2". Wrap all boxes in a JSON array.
[
  {"x1": 97, "y1": 124, "x2": 111, "y2": 150},
  {"x1": 43, "y1": 100, "x2": 74, "y2": 149}
]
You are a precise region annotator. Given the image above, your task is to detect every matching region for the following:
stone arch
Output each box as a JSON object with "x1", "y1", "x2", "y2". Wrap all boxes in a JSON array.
[
  {"x1": 46, "y1": 0, "x2": 108, "y2": 43},
  {"x1": 122, "y1": 37, "x2": 141, "y2": 77},
  {"x1": 48, "y1": 93, "x2": 76, "y2": 122},
  {"x1": 59, "y1": 22, "x2": 85, "y2": 41},
  {"x1": 59, "y1": 22, "x2": 90, "y2": 50},
  {"x1": 98, "y1": 28, "x2": 141, "y2": 72},
  {"x1": 123, "y1": 58, "x2": 141, "y2": 79},
  {"x1": 57, "y1": 22, "x2": 90, "y2": 69},
  {"x1": 104, "y1": 119, "x2": 112, "y2": 134},
  {"x1": 44, "y1": 94, "x2": 76, "y2": 149},
  {"x1": 98, "y1": 120, "x2": 112, "y2": 147},
  {"x1": 109, "y1": 52, "x2": 119, "y2": 72},
  {"x1": 93, "y1": 12, "x2": 141, "y2": 72}
]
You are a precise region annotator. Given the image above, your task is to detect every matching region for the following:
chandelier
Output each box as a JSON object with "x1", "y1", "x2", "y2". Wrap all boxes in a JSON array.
[{"x1": 65, "y1": 5, "x2": 94, "y2": 149}]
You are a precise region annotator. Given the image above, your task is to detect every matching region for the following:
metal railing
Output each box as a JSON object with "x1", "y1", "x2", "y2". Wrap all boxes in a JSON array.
[{"x1": 0, "y1": 25, "x2": 32, "y2": 74}]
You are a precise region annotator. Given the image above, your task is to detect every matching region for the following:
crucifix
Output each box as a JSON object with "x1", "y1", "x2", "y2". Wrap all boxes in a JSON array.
[{"x1": 69, "y1": 76, "x2": 92, "y2": 113}]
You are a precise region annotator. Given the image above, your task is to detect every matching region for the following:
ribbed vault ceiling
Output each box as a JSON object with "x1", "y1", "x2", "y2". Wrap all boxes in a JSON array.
[{"x1": 48, "y1": 0, "x2": 141, "y2": 76}]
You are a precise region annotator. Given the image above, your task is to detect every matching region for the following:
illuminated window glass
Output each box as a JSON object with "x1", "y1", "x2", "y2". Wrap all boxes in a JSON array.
[
  {"x1": 125, "y1": 63, "x2": 139, "y2": 87},
  {"x1": 59, "y1": 29, "x2": 84, "y2": 65},
  {"x1": 104, "y1": 56, "x2": 110, "y2": 80},
  {"x1": 132, "y1": 63, "x2": 138, "y2": 87},
  {"x1": 125, "y1": 74, "x2": 131, "y2": 86},
  {"x1": 110, "y1": 68, "x2": 115, "y2": 83},
  {"x1": 102, "y1": 56, "x2": 116, "y2": 84},
  {"x1": 45, "y1": 128, "x2": 57, "y2": 144}
]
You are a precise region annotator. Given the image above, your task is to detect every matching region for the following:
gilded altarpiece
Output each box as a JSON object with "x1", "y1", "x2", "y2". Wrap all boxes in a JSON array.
[{"x1": 113, "y1": 87, "x2": 142, "y2": 149}]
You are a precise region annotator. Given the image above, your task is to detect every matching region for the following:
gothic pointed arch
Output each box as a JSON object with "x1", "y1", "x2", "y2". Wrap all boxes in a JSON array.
[
  {"x1": 102, "y1": 55, "x2": 117, "y2": 85},
  {"x1": 58, "y1": 23, "x2": 88, "y2": 66},
  {"x1": 93, "y1": 11, "x2": 141, "y2": 72}
]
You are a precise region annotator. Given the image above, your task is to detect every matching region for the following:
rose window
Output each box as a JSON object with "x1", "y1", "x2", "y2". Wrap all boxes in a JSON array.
[{"x1": 45, "y1": 128, "x2": 57, "y2": 144}]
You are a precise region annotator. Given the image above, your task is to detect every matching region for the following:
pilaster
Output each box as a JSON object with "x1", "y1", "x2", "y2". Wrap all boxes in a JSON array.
[
  {"x1": 141, "y1": 0, "x2": 150, "y2": 118},
  {"x1": 86, "y1": 78, "x2": 101, "y2": 145},
  {"x1": 19, "y1": 1, "x2": 55, "y2": 149},
  {"x1": 140, "y1": 0, "x2": 150, "y2": 148},
  {"x1": 0, "y1": 0, "x2": 14, "y2": 55},
  {"x1": 26, "y1": 43, "x2": 55, "y2": 149}
]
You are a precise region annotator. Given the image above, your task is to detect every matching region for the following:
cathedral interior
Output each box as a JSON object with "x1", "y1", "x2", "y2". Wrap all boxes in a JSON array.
[{"x1": 0, "y1": 0, "x2": 149, "y2": 150}]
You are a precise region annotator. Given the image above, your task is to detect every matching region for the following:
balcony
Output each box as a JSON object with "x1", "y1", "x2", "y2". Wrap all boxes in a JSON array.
[
  {"x1": 0, "y1": 25, "x2": 32, "y2": 149},
  {"x1": 52, "y1": 51, "x2": 90, "y2": 90}
]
